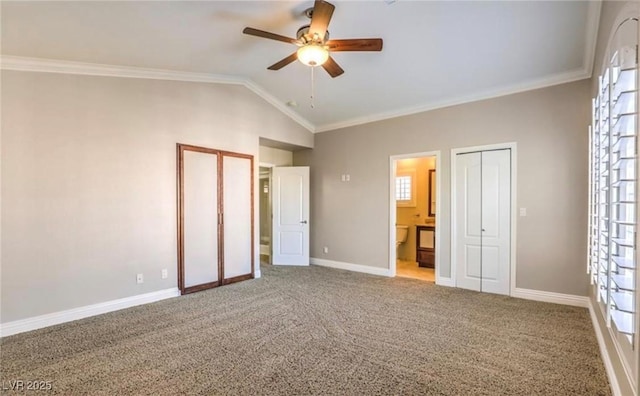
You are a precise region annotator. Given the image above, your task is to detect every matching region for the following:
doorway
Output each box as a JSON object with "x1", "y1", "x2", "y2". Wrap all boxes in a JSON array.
[
  {"x1": 389, "y1": 152, "x2": 441, "y2": 282},
  {"x1": 451, "y1": 143, "x2": 516, "y2": 296},
  {"x1": 259, "y1": 166, "x2": 272, "y2": 265}
]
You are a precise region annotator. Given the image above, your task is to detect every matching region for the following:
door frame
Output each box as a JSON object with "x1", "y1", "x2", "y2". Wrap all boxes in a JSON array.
[
  {"x1": 177, "y1": 143, "x2": 255, "y2": 295},
  {"x1": 258, "y1": 163, "x2": 275, "y2": 264},
  {"x1": 388, "y1": 151, "x2": 442, "y2": 282},
  {"x1": 271, "y1": 166, "x2": 310, "y2": 266},
  {"x1": 450, "y1": 142, "x2": 518, "y2": 295}
]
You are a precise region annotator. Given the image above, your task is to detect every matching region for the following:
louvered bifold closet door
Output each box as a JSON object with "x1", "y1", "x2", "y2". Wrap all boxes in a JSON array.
[{"x1": 221, "y1": 153, "x2": 254, "y2": 284}]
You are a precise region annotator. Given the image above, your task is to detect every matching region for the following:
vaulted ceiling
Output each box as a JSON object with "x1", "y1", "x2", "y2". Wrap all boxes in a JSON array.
[{"x1": 1, "y1": 1, "x2": 600, "y2": 132}]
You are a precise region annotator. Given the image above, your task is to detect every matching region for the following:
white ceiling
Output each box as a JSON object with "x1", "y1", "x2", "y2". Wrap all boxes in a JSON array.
[{"x1": 1, "y1": 1, "x2": 600, "y2": 132}]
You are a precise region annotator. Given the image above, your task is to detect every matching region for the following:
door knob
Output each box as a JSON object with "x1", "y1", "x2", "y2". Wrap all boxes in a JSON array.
[{"x1": 300, "y1": 220, "x2": 308, "y2": 224}]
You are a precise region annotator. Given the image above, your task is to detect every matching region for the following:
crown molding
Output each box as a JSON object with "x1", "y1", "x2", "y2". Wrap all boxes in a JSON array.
[
  {"x1": 583, "y1": 0, "x2": 602, "y2": 78},
  {"x1": 243, "y1": 79, "x2": 315, "y2": 132},
  {"x1": 0, "y1": 55, "x2": 316, "y2": 133},
  {"x1": 314, "y1": 67, "x2": 590, "y2": 133},
  {"x1": 314, "y1": 1, "x2": 602, "y2": 133},
  {"x1": 1, "y1": 55, "x2": 244, "y2": 84},
  {"x1": 2, "y1": 47, "x2": 597, "y2": 135}
]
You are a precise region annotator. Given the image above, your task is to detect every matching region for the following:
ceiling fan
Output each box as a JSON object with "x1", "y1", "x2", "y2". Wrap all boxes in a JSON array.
[{"x1": 242, "y1": 0, "x2": 383, "y2": 78}]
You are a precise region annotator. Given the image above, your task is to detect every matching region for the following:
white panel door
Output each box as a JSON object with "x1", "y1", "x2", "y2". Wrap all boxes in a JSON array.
[
  {"x1": 479, "y1": 150, "x2": 511, "y2": 295},
  {"x1": 222, "y1": 155, "x2": 253, "y2": 280},
  {"x1": 183, "y1": 150, "x2": 219, "y2": 288},
  {"x1": 455, "y1": 150, "x2": 511, "y2": 295},
  {"x1": 455, "y1": 152, "x2": 483, "y2": 291},
  {"x1": 272, "y1": 167, "x2": 310, "y2": 266}
]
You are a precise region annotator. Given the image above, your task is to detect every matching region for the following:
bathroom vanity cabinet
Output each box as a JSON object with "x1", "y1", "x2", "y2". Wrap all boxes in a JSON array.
[{"x1": 416, "y1": 225, "x2": 435, "y2": 268}]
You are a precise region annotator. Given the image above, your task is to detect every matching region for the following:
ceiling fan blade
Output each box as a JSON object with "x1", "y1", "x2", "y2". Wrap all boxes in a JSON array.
[
  {"x1": 322, "y1": 56, "x2": 344, "y2": 78},
  {"x1": 326, "y1": 38, "x2": 383, "y2": 52},
  {"x1": 267, "y1": 53, "x2": 298, "y2": 70},
  {"x1": 309, "y1": 0, "x2": 335, "y2": 41},
  {"x1": 243, "y1": 27, "x2": 297, "y2": 45}
]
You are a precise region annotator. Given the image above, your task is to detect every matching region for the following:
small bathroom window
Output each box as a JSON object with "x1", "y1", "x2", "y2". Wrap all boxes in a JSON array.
[{"x1": 396, "y1": 170, "x2": 416, "y2": 207}]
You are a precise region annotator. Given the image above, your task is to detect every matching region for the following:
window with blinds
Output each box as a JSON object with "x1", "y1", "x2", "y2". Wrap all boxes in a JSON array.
[{"x1": 588, "y1": 16, "x2": 638, "y2": 374}]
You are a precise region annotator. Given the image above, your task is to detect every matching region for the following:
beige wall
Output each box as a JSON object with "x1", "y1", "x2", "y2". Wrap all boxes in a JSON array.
[
  {"x1": 295, "y1": 79, "x2": 591, "y2": 296},
  {"x1": 396, "y1": 157, "x2": 436, "y2": 262},
  {"x1": 259, "y1": 146, "x2": 293, "y2": 167},
  {"x1": 587, "y1": 2, "x2": 639, "y2": 395},
  {"x1": 1, "y1": 70, "x2": 313, "y2": 323}
]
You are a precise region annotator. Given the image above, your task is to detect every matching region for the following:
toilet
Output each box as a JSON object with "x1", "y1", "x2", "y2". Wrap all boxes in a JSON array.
[{"x1": 396, "y1": 225, "x2": 409, "y2": 248}]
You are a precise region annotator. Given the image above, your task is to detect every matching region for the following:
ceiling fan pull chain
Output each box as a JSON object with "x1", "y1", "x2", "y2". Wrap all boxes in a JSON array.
[{"x1": 310, "y1": 66, "x2": 315, "y2": 109}]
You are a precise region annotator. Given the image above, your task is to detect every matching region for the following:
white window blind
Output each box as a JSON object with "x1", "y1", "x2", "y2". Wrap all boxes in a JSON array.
[{"x1": 588, "y1": 16, "x2": 638, "y2": 371}]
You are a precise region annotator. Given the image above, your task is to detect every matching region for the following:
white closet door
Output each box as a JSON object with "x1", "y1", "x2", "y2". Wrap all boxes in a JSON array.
[
  {"x1": 222, "y1": 155, "x2": 253, "y2": 280},
  {"x1": 183, "y1": 150, "x2": 219, "y2": 288},
  {"x1": 455, "y1": 149, "x2": 511, "y2": 295},
  {"x1": 455, "y1": 152, "x2": 483, "y2": 291},
  {"x1": 479, "y1": 150, "x2": 511, "y2": 295}
]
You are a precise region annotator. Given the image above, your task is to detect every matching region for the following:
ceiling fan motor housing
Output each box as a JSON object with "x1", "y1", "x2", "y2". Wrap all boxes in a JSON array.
[{"x1": 296, "y1": 25, "x2": 329, "y2": 45}]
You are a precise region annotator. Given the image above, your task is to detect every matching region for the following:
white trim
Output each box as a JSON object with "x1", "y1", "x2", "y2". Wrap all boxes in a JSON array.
[
  {"x1": 0, "y1": 55, "x2": 315, "y2": 133},
  {"x1": 388, "y1": 151, "x2": 442, "y2": 284},
  {"x1": 589, "y1": 301, "x2": 625, "y2": 396},
  {"x1": 511, "y1": 288, "x2": 589, "y2": 308},
  {"x1": 436, "y1": 278, "x2": 455, "y2": 288},
  {"x1": 1, "y1": 55, "x2": 243, "y2": 84},
  {"x1": 450, "y1": 142, "x2": 517, "y2": 295},
  {"x1": 434, "y1": 154, "x2": 443, "y2": 285},
  {"x1": 315, "y1": 69, "x2": 588, "y2": 133},
  {"x1": 597, "y1": 3, "x2": 640, "y2": 79},
  {"x1": 243, "y1": 79, "x2": 315, "y2": 132},
  {"x1": 0, "y1": 287, "x2": 180, "y2": 338},
  {"x1": 1, "y1": 53, "x2": 598, "y2": 135},
  {"x1": 583, "y1": 0, "x2": 602, "y2": 78},
  {"x1": 607, "y1": 321, "x2": 638, "y2": 396},
  {"x1": 311, "y1": 258, "x2": 392, "y2": 277}
]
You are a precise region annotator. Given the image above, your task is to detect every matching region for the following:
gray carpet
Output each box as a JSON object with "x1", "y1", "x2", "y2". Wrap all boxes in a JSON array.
[{"x1": 1, "y1": 265, "x2": 610, "y2": 395}]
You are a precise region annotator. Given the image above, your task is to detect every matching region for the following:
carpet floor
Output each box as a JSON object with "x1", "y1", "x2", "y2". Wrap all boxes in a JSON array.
[{"x1": 1, "y1": 265, "x2": 610, "y2": 395}]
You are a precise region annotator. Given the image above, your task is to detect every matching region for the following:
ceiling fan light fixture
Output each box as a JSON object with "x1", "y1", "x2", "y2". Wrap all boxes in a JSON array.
[{"x1": 297, "y1": 44, "x2": 329, "y2": 67}]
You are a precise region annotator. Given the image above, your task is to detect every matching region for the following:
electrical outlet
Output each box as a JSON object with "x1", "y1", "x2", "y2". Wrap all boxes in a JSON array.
[
  {"x1": 136, "y1": 273, "x2": 144, "y2": 284},
  {"x1": 519, "y1": 208, "x2": 527, "y2": 217},
  {"x1": 323, "y1": 246, "x2": 329, "y2": 254},
  {"x1": 161, "y1": 269, "x2": 168, "y2": 279}
]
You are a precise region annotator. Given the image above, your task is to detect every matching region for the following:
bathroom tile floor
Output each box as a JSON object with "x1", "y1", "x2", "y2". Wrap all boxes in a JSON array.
[{"x1": 396, "y1": 260, "x2": 435, "y2": 282}]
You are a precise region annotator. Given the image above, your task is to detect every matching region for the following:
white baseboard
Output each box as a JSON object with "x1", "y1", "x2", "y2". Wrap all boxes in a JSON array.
[
  {"x1": 588, "y1": 301, "x2": 624, "y2": 396},
  {"x1": 511, "y1": 287, "x2": 589, "y2": 308},
  {"x1": 436, "y1": 277, "x2": 455, "y2": 287},
  {"x1": 311, "y1": 258, "x2": 392, "y2": 277},
  {"x1": 0, "y1": 287, "x2": 180, "y2": 338}
]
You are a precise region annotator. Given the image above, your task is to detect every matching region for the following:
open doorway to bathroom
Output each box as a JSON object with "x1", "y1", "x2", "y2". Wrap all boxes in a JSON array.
[
  {"x1": 259, "y1": 166, "x2": 272, "y2": 265},
  {"x1": 392, "y1": 154, "x2": 439, "y2": 282}
]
